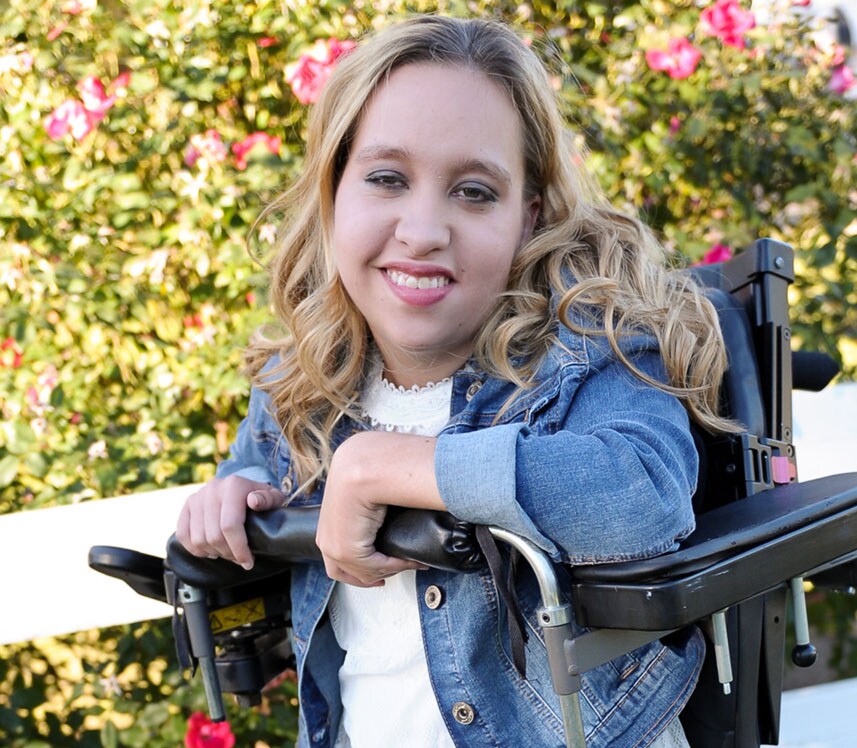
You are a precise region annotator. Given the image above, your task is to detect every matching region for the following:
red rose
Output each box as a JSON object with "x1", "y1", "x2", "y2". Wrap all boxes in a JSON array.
[
  {"x1": 231, "y1": 131, "x2": 281, "y2": 170},
  {"x1": 0, "y1": 337, "x2": 23, "y2": 369},
  {"x1": 184, "y1": 712, "x2": 235, "y2": 748},
  {"x1": 694, "y1": 243, "x2": 733, "y2": 266}
]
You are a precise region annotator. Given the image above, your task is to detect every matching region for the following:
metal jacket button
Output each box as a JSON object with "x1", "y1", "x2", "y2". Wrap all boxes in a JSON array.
[
  {"x1": 280, "y1": 474, "x2": 293, "y2": 494},
  {"x1": 424, "y1": 585, "x2": 443, "y2": 609},
  {"x1": 452, "y1": 702, "x2": 475, "y2": 725},
  {"x1": 465, "y1": 382, "x2": 482, "y2": 402}
]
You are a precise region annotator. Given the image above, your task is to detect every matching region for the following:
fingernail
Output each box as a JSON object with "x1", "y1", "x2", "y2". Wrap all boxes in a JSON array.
[
  {"x1": 248, "y1": 492, "x2": 261, "y2": 508},
  {"x1": 241, "y1": 560, "x2": 254, "y2": 571}
]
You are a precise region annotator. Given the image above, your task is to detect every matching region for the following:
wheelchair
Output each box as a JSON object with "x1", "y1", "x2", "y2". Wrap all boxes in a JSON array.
[{"x1": 90, "y1": 239, "x2": 857, "y2": 748}]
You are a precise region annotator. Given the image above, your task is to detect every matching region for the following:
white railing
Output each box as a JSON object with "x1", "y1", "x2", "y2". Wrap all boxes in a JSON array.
[{"x1": 0, "y1": 483, "x2": 198, "y2": 645}]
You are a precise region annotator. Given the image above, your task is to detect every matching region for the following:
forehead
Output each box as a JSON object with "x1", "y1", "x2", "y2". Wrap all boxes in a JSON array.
[{"x1": 349, "y1": 62, "x2": 525, "y2": 168}]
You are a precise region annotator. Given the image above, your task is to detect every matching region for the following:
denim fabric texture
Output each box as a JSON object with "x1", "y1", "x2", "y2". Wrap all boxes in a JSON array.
[{"x1": 216, "y1": 315, "x2": 704, "y2": 748}]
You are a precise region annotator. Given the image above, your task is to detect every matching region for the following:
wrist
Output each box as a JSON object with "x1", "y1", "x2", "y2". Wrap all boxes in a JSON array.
[{"x1": 338, "y1": 431, "x2": 445, "y2": 511}]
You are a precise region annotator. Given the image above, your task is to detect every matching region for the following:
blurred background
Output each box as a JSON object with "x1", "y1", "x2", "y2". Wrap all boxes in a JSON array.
[{"x1": 1, "y1": 0, "x2": 856, "y2": 745}]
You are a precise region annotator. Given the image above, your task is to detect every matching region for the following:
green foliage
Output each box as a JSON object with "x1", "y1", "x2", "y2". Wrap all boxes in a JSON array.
[
  {"x1": 1, "y1": 0, "x2": 856, "y2": 744},
  {"x1": 0, "y1": 620, "x2": 298, "y2": 747}
]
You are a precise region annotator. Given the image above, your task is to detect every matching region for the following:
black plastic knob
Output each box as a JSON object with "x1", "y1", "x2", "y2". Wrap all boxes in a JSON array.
[{"x1": 791, "y1": 643, "x2": 818, "y2": 668}]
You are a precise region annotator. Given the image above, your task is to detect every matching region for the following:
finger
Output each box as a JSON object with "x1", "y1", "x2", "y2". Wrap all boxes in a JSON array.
[
  {"x1": 247, "y1": 488, "x2": 287, "y2": 512},
  {"x1": 326, "y1": 563, "x2": 385, "y2": 588},
  {"x1": 200, "y1": 497, "x2": 233, "y2": 560},
  {"x1": 186, "y1": 495, "x2": 214, "y2": 556},
  {"x1": 335, "y1": 553, "x2": 423, "y2": 587},
  {"x1": 175, "y1": 503, "x2": 193, "y2": 551},
  {"x1": 220, "y1": 496, "x2": 253, "y2": 569}
]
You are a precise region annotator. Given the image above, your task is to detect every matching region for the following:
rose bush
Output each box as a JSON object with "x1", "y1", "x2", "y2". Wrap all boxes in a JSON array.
[{"x1": 1, "y1": 0, "x2": 855, "y2": 745}]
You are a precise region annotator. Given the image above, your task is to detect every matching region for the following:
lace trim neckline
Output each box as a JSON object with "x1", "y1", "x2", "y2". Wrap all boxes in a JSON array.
[
  {"x1": 378, "y1": 373, "x2": 453, "y2": 395},
  {"x1": 360, "y1": 353, "x2": 456, "y2": 436}
]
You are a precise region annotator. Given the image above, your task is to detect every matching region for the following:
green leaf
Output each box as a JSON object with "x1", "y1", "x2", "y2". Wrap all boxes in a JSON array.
[
  {"x1": 785, "y1": 184, "x2": 818, "y2": 203},
  {"x1": 1, "y1": 421, "x2": 35, "y2": 456},
  {"x1": 101, "y1": 720, "x2": 119, "y2": 748},
  {"x1": 0, "y1": 454, "x2": 18, "y2": 488},
  {"x1": 23, "y1": 451, "x2": 48, "y2": 478}
]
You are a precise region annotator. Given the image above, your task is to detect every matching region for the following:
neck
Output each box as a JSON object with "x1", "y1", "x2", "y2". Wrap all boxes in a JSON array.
[{"x1": 378, "y1": 350, "x2": 468, "y2": 389}]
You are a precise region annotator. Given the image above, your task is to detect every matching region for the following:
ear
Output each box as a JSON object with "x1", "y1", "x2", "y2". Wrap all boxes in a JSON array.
[{"x1": 520, "y1": 195, "x2": 542, "y2": 245}]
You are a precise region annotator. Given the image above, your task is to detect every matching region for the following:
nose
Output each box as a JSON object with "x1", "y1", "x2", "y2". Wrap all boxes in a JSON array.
[{"x1": 393, "y1": 190, "x2": 451, "y2": 256}]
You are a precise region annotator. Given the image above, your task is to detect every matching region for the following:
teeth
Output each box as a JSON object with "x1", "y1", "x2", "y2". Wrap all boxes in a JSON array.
[{"x1": 387, "y1": 270, "x2": 450, "y2": 289}]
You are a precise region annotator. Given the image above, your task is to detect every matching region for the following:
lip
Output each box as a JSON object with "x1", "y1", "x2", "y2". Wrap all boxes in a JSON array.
[{"x1": 380, "y1": 264, "x2": 455, "y2": 307}]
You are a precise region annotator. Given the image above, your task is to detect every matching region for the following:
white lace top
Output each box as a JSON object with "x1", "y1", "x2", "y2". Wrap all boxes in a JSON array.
[{"x1": 329, "y1": 359, "x2": 455, "y2": 748}]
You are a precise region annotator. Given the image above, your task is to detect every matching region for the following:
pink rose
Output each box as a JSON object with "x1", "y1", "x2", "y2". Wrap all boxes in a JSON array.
[
  {"x1": 184, "y1": 712, "x2": 235, "y2": 748},
  {"x1": 829, "y1": 64, "x2": 856, "y2": 94},
  {"x1": 646, "y1": 38, "x2": 703, "y2": 79},
  {"x1": 694, "y1": 243, "x2": 733, "y2": 266},
  {"x1": 110, "y1": 70, "x2": 131, "y2": 94},
  {"x1": 231, "y1": 131, "x2": 281, "y2": 170},
  {"x1": 46, "y1": 21, "x2": 69, "y2": 41},
  {"x1": 61, "y1": 0, "x2": 96, "y2": 13},
  {"x1": 184, "y1": 129, "x2": 228, "y2": 168},
  {"x1": 700, "y1": 0, "x2": 756, "y2": 50},
  {"x1": 44, "y1": 99, "x2": 95, "y2": 140},
  {"x1": 77, "y1": 75, "x2": 114, "y2": 118},
  {"x1": 45, "y1": 73, "x2": 119, "y2": 141},
  {"x1": 285, "y1": 37, "x2": 356, "y2": 104}
]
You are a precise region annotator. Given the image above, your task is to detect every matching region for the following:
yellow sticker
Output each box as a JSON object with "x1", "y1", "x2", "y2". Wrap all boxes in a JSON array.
[{"x1": 209, "y1": 597, "x2": 266, "y2": 633}]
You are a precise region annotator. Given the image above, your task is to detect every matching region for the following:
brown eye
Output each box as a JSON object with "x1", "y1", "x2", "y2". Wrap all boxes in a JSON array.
[
  {"x1": 453, "y1": 183, "x2": 497, "y2": 203},
  {"x1": 365, "y1": 171, "x2": 407, "y2": 190}
]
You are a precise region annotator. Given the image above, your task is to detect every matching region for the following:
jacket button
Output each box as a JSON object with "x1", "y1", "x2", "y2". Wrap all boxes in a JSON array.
[
  {"x1": 452, "y1": 701, "x2": 475, "y2": 725},
  {"x1": 280, "y1": 474, "x2": 293, "y2": 494},
  {"x1": 424, "y1": 585, "x2": 443, "y2": 609},
  {"x1": 465, "y1": 382, "x2": 482, "y2": 402}
]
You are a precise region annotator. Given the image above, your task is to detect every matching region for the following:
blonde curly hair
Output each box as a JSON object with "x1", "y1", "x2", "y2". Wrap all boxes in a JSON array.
[{"x1": 246, "y1": 15, "x2": 736, "y2": 492}]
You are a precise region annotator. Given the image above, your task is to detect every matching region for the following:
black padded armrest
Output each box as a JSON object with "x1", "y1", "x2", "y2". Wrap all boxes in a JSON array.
[
  {"x1": 89, "y1": 545, "x2": 169, "y2": 603},
  {"x1": 164, "y1": 506, "x2": 484, "y2": 590},
  {"x1": 570, "y1": 472, "x2": 857, "y2": 630}
]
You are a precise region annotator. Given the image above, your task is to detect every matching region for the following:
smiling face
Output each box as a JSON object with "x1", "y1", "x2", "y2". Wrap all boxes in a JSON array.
[{"x1": 332, "y1": 63, "x2": 540, "y2": 388}]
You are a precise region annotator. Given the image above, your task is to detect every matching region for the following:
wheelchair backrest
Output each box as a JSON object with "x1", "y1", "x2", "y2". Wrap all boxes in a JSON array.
[{"x1": 690, "y1": 239, "x2": 798, "y2": 512}]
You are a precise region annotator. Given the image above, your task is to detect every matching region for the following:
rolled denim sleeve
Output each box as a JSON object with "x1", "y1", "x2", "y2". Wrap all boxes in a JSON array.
[{"x1": 435, "y1": 352, "x2": 698, "y2": 565}]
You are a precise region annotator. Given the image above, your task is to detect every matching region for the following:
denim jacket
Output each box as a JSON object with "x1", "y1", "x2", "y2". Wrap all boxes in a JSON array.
[{"x1": 216, "y1": 318, "x2": 704, "y2": 748}]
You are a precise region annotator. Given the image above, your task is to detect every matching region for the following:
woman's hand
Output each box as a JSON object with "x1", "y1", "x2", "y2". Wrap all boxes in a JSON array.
[
  {"x1": 175, "y1": 474, "x2": 286, "y2": 569},
  {"x1": 316, "y1": 431, "x2": 444, "y2": 587}
]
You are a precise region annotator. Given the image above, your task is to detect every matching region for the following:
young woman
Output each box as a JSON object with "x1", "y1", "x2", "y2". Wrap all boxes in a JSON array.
[{"x1": 177, "y1": 15, "x2": 734, "y2": 748}]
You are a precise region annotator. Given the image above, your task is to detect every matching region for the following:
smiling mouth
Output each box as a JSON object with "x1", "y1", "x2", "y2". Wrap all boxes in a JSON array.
[{"x1": 386, "y1": 270, "x2": 451, "y2": 289}]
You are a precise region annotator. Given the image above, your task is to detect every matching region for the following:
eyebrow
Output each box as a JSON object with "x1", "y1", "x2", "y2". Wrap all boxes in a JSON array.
[
  {"x1": 352, "y1": 146, "x2": 513, "y2": 187},
  {"x1": 353, "y1": 145, "x2": 411, "y2": 163}
]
